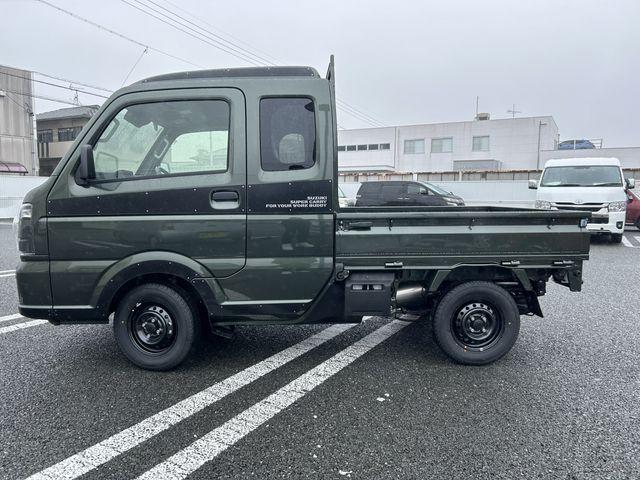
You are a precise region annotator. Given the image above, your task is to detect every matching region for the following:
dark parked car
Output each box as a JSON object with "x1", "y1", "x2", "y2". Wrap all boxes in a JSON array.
[
  {"x1": 558, "y1": 139, "x2": 595, "y2": 150},
  {"x1": 355, "y1": 181, "x2": 464, "y2": 207},
  {"x1": 626, "y1": 190, "x2": 640, "y2": 230}
]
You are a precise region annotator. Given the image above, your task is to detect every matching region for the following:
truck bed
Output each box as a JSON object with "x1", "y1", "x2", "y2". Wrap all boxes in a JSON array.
[{"x1": 336, "y1": 206, "x2": 590, "y2": 269}]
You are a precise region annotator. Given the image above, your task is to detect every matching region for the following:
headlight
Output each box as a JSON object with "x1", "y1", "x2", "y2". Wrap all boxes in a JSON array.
[
  {"x1": 17, "y1": 203, "x2": 35, "y2": 253},
  {"x1": 534, "y1": 200, "x2": 553, "y2": 209},
  {"x1": 607, "y1": 201, "x2": 627, "y2": 212}
]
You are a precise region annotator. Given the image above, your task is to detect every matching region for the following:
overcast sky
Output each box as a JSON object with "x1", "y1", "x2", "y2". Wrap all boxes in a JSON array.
[{"x1": 1, "y1": 0, "x2": 639, "y2": 146}]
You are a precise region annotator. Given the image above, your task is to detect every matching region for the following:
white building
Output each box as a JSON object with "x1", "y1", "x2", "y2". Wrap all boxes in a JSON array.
[
  {"x1": 0, "y1": 65, "x2": 36, "y2": 175},
  {"x1": 338, "y1": 115, "x2": 559, "y2": 173}
]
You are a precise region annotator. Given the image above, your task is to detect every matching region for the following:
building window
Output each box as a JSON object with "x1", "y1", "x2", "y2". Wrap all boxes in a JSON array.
[
  {"x1": 37, "y1": 129, "x2": 53, "y2": 143},
  {"x1": 472, "y1": 135, "x2": 490, "y2": 152},
  {"x1": 404, "y1": 139, "x2": 425, "y2": 154},
  {"x1": 431, "y1": 137, "x2": 453, "y2": 153},
  {"x1": 368, "y1": 144, "x2": 379, "y2": 150},
  {"x1": 357, "y1": 144, "x2": 367, "y2": 151},
  {"x1": 337, "y1": 145, "x2": 346, "y2": 152},
  {"x1": 58, "y1": 126, "x2": 82, "y2": 142},
  {"x1": 346, "y1": 145, "x2": 356, "y2": 151},
  {"x1": 379, "y1": 143, "x2": 390, "y2": 150}
]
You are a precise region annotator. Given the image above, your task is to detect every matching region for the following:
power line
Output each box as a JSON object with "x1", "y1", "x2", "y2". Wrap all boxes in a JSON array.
[
  {"x1": 158, "y1": 0, "x2": 282, "y2": 66},
  {"x1": 1, "y1": 70, "x2": 110, "y2": 99},
  {"x1": 35, "y1": 0, "x2": 387, "y2": 127},
  {"x1": 141, "y1": 0, "x2": 277, "y2": 66},
  {"x1": 119, "y1": 0, "x2": 264, "y2": 66},
  {"x1": 2, "y1": 88, "x2": 81, "y2": 107},
  {"x1": 121, "y1": 0, "x2": 388, "y2": 127},
  {"x1": 35, "y1": 0, "x2": 202, "y2": 68}
]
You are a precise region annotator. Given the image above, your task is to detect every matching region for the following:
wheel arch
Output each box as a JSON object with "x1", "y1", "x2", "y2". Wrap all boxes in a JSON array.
[
  {"x1": 91, "y1": 251, "x2": 225, "y2": 321},
  {"x1": 425, "y1": 264, "x2": 543, "y2": 317}
]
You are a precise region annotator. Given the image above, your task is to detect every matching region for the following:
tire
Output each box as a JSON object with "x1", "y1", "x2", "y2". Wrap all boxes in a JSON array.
[
  {"x1": 113, "y1": 283, "x2": 199, "y2": 370},
  {"x1": 635, "y1": 219, "x2": 640, "y2": 231},
  {"x1": 611, "y1": 234, "x2": 623, "y2": 244},
  {"x1": 432, "y1": 281, "x2": 520, "y2": 365}
]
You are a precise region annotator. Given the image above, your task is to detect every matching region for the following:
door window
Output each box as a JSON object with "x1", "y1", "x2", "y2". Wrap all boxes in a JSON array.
[
  {"x1": 91, "y1": 100, "x2": 230, "y2": 181},
  {"x1": 407, "y1": 183, "x2": 428, "y2": 195}
]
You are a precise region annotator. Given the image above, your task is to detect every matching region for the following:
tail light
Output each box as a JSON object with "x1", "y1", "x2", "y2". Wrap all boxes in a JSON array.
[{"x1": 17, "y1": 203, "x2": 35, "y2": 253}]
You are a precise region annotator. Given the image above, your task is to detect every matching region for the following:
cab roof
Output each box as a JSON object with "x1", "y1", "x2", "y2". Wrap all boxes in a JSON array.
[
  {"x1": 137, "y1": 66, "x2": 320, "y2": 84},
  {"x1": 544, "y1": 157, "x2": 621, "y2": 168}
]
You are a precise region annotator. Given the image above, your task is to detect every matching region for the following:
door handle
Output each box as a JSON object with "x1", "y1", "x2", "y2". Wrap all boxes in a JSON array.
[
  {"x1": 211, "y1": 190, "x2": 240, "y2": 210},
  {"x1": 348, "y1": 221, "x2": 372, "y2": 230}
]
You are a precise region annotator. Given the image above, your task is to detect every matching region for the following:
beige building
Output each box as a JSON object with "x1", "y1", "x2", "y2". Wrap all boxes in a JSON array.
[
  {"x1": 0, "y1": 65, "x2": 35, "y2": 175},
  {"x1": 37, "y1": 105, "x2": 99, "y2": 175}
]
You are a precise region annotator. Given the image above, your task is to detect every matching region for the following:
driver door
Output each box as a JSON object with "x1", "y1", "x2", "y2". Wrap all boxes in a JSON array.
[{"x1": 46, "y1": 88, "x2": 247, "y2": 309}]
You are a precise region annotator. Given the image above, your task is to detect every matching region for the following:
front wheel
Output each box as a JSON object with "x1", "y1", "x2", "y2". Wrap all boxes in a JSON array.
[
  {"x1": 611, "y1": 234, "x2": 623, "y2": 244},
  {"x1": 432, "y1": 282, "x2": 520, "y2": 365},
  {"x1": 113, "y1": 283, "x2": 199, "y2": 370}
]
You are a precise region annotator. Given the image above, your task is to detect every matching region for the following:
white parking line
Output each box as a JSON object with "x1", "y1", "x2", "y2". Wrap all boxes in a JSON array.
[
  {"x1": 0, "y1": 313, "x2": 23, "y2": 323},
  {"x1": 137, "y1": 320, "x2": 410, "y2": 480},
  {"x1": 25, "y1": 323, "x2": 357, "y2": 480},
  {"x1": 0, "y1": 272, "x2": 16, "y2": 278},
  {"x1": 0, "y1": 319, "x2": 48, "y2": 335},
  {"x1": 0, "y1": 269, "x2": 16, "y2": 274},
  {"x1": 635, "y1": 236, "x2": 640, "y2": 244},
  {"x1": 622, "y1": 236, "x2": 636, "y2": 248}
]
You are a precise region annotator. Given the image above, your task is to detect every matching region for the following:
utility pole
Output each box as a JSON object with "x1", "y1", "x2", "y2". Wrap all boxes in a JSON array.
[
  {"x1": 507, "y1": 104, "x2": 521, "y2": 119},
  {"x1": 536, "y1": 120, "x2": 548, "y2": 170}
]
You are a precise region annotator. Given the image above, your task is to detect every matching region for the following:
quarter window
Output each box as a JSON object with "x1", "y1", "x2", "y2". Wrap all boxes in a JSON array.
[
  {"x1": 472, "y1": 135, "x2": 490, "y2": 152},
  {"x1": 260, "y1": 97, "x2": 316, "y2": 171},
  {"x1": 91, "y1": 100, "x2": 230, "y2": 181},
  {"x1": 404, "y1": 139, "x2": 425, "y2": 154},
  {"x1": 431, "y1": 137, "x2": 453, "y2": 153}
]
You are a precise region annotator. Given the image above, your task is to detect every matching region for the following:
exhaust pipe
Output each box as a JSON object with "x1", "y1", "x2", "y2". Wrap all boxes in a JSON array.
[{"x1": 395, "y1": 282, "x2": 426, "y2": 310}]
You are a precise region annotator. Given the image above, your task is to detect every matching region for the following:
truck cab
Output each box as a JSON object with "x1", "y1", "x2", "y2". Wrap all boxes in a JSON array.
[
  {"x1": 530, "y1": 157, "x2": 634, "y2": 243},
  {"x1": 16, "y1": 59, "x2": 591, "y2": 370}
]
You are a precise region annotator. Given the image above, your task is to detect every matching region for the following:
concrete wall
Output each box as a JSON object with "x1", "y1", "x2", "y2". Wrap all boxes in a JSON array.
[
  {"x1": 0, "y1": 175, "x2": 47, "y2": 219},
  {"x1": 0, "y1": 66, "x2": 36, "y2": 174},
  {"x1": 338, "y1": 116, "x2": 558, "y2": 173},
  {"x1": 540, "y1": 147, "x2": 640, "y2": 169}
]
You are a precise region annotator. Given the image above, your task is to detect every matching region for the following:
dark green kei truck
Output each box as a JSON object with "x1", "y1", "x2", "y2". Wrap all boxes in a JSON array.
[{"x1": 16, "y1": 59, "x2": 591, "y2": 370}]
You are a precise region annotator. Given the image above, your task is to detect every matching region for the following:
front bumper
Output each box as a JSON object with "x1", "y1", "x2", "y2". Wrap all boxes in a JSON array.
[{"x1": 586, "y1": 210, "x2": 625, "y2": 234}]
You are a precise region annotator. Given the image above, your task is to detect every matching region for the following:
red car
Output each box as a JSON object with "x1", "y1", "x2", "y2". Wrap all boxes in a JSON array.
[{"x1": 626, "y1": 190, "x2": 640, "y2": 230}]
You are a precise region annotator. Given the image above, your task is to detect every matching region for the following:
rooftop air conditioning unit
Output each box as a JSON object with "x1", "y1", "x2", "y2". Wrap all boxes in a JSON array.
[{"x1": 475, "y1": 112, "x2": 490, "y2": 121}]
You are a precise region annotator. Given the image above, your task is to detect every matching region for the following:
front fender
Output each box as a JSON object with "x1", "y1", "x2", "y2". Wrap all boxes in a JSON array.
[{"x1": 91, "y1": 251, "x2": 224, "y2": 316}]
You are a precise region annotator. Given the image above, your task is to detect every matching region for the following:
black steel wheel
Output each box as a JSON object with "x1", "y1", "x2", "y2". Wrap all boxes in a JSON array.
[
  {"x1": 128, "y1": 303, "x2": 176, "y2": 354},
  {"x1": 113, "y1": 283, "x2": 199, "y2": 370},
  {"x1": 452, "y1": 301, "x2": 505, "y2": 351},
  {"x1": 433, "y1": 281, "x2": 520, "y2": 365}
]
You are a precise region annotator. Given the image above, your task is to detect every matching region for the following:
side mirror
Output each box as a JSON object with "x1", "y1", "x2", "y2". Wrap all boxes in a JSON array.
[
  {"x1": 528, "y1": 179, "x2": 538, "y2": 190},
  {"x1": 626, "y1": 178, "x2": 635, "y2": 190},
  {"x1": 77, "y1": 144, "x2": 96, "y2": 186}
]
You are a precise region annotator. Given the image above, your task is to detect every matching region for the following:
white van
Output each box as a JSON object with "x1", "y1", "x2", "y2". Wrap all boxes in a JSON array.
[{"x1": 530, "y1": 157, "x2": 635, "y2": 243}]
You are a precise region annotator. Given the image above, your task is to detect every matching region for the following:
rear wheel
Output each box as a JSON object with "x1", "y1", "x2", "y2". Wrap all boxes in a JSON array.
[
  {"x1": 113, "y1": 283, "x2": 199, "y2": 370},
  {"x1": 611, "y1": 234, "x2": 623, "y2": 243},
  {"x1": 433, "y1": 282, "x2": 520, "y2": 365},
  {"x1": 635, "y1": 218, "x2": 640, "y2": 231}
]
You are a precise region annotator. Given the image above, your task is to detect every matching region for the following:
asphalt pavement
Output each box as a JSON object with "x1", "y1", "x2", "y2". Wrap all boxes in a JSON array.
[{"x1": 1, "y1": 224, "x2": 639, "y2": 480}]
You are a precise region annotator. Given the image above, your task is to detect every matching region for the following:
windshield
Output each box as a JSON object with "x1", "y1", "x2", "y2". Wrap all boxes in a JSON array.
[
  {"x1": 424, "y1": 182, "x2": 450, "y2": 195},
  {"x1": 540, "y1": 165, "x2": 622, "y2": 187}
]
